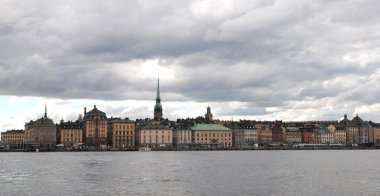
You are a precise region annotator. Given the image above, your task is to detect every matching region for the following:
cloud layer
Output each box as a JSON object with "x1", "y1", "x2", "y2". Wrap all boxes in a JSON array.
[{"x1": 1, "y1": 0, "x2": 380, "y2": 129}]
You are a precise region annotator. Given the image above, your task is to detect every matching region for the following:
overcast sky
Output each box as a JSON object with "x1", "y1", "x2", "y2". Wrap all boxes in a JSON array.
[{"x1": 1, "y1": 0, "x2": 380, "y2": 131}]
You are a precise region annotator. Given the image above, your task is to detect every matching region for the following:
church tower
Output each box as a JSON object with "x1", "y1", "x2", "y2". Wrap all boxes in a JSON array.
[
  {"x1": 205, "y1": 106, "x2": 213, "y2": 121},
  {"x1": 154, "y1": 78, "x2": 163, "y2": 121}
]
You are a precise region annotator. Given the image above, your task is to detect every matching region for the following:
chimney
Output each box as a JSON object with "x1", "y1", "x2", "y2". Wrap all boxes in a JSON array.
[{"x1": 84, "y1": 107, "x2": 87, "y2": 115}]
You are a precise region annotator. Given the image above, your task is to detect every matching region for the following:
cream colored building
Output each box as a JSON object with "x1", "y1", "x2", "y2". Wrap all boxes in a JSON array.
[
  {"x1": 346, "y1": 126, "x2": 359, "y2": 145},
  {"x1": 191, "y1": 124, "x2": 232, "y2": 147},
  {"x1": 136, "y1": 122, "x2": 172, "y2": 148},
  {"x1": 285, "y1": 127, "x2": 301, "y2": 144},
  {"x1": 108, "y1": 118, "x2": 135, "y2": 148},
  {"x1": 173, "y1": 129, "x2": 192, "y2": 147},
  {"x1": 1, "y1": 130, "x2": 24, "y2": 145}
]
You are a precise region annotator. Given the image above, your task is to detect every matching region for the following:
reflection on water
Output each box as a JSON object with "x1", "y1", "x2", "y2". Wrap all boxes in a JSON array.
[{"x1": 1, "y1": 151, "x2": 380, "y2": 195}]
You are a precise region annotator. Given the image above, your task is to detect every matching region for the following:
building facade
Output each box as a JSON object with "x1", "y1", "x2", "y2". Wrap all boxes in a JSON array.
[
  {"x1": 191, "y1": 124, "x2": 232, "y2": 148},
  {"x1": 59, "y1": 121, "x2": 83, "y2": 147},
  {"x1": 24, "y1": 106, "x2": 56, "y2": 148},
  {"x1": 172, "y1": 128, "x2": 192, "y2": 147},
  {"x1": 256, "y1": 124, "x2": 272, "y2": 145},
  {"x1": 83, "y1": 105, "x2": 108, "y2": 148},
  {"x1": 373, "y1": 126, "x2": 380, "y2": 146},
  {"x1": 243, "y1": 128, "x2": 257, "y2": 147},
  {"x1": 232, "y1": 129, "x2": 245, "y2": 148},
  {"x1": 285, "y1": 127, "x2": 302, "y2": 144},
  {"x1": 136, "y1": 123, "x2": 172, "y2": 148},
  {"x1": 271, "y1": 121, "x2": 285, "y2": 143},
  {"x1": 107, "y1": 118, "x2": 135, "y2": 148},
  {"x1": 1, "y1": 130, "x2": 24, "y2": 146}
]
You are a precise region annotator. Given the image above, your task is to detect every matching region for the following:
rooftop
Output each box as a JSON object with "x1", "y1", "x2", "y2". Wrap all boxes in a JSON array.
[{"x1": 191, "y1": 124, "x2": 231, "y2": 131}]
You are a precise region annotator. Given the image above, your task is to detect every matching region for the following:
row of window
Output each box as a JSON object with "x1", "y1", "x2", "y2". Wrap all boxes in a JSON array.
[
  {"x1": 113, "y1": 124, "x2": 134, "y2": 130},
  {"x1": 196, "y1": 133, "x2": 231, "y2": 137}
]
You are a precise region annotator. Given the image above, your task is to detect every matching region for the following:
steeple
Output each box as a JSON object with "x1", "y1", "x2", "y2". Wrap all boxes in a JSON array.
[
  {"x1": 156, "y1": 77, "x2": 160, "y2": 102},
  {"x1": 154, "y1": 77, "x2": 163, "y2": 121},
  {"x1": 44, "y1": 103, "x2": 47, "y2": 118},
  {"x1": 205, "y1": 106, "x2": 213, "y2": 121}
]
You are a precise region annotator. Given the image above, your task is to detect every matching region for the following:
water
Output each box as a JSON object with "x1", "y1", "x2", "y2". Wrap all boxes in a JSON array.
[{"x1": 0, "y1": 150, "x2": 380, "y2": 196}]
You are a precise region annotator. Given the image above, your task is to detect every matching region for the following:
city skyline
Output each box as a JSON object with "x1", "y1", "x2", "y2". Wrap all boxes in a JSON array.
[{"x1": 2, "y1": 1, "x2": 380, "y2": 131}]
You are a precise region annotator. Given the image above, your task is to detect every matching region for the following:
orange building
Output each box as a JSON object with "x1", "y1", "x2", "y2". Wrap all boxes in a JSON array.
[{"x1": 83, "y1": 105, "x2": 108, "y2": 148}]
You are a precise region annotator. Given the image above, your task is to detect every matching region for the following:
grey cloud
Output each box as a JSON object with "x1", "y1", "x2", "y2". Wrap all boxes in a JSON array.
[{"x1": 1, "y1": 0, "x2": 380, "y2": 121}]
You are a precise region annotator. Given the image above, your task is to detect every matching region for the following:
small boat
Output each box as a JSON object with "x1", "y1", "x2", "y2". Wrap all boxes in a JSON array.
[{"x1": 139, "y1": 147, "x2": 151, "y2": 151}]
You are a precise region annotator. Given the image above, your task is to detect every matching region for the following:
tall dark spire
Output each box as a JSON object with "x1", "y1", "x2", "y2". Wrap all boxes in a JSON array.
[
  {"x1": 154, "y1": 77, "x2": 163, "y2": 121},
  {"x1": 44, "y1": 103, "x2": 47, "y2": 118}
]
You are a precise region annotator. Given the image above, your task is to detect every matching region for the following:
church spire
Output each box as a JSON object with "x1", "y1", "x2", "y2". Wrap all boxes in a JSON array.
[
  {"x1": 44, "y1": 103, "x2": 47, "y2": 118},
  {"x1": 156, "y1": 77, "x2": 160, "y2": 101},
  {"x1": 154, "y1": 77, "x2": 163, "y2": 121}
]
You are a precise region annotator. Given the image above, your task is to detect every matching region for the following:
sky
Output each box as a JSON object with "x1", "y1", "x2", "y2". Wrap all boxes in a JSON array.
[{"x1": 1, "y1": 0, "x2": 380, "y2": 132}]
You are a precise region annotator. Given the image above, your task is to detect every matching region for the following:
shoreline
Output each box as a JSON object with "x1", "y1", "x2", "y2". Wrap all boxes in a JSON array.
[{"x1": 1, "y1": 146, "x2": 379, "y2": 152}]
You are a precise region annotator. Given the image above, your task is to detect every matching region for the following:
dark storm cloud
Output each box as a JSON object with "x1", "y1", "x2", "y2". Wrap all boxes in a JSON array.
[{"x1": 1, "y1": 0, "x2": 380, "y2": 120}]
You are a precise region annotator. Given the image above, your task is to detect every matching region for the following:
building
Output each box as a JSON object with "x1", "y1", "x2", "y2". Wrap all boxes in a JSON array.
[
  {"x1": 25, "y1": 105, "x2": 56, "y2": 148},
  {"x1": 205, "y1": 106, "x2": 213, "y2": 122},
  {"x1": 172, "y1": 128, "x2": 192, "y2": 147},
  {"x1": 107, "y1": 118, "x2": 135, "y2": 148},
  {"x1": 271, "y1": 120, "x2": 285, "y2": 143},
  {"x1": 243, "y1": 128, "x2": 257, "y2": 147},
  {"x1": 256, "y1": 124, "x2": 272, "y2": 145},
  {"x1": 136, "y1": 123, "x2": 172, "y2": 148},
  {"x1": 58, "y1": 120, "x2": 83, "y2": 147},
  {"x1": 316, "y1": 125, "x2": 334, "y2": 144},
  {"x1": 191, "y1": 124, "x2": 232, "y2": 148},
  {"x1": 1, "y1": 130, "x2": 24, "y2": 147},
  {"x1": 232, "y1": 129, "x2": 245, "y2": 148},
  {"x1": 285, "y1": 127, "x2": 301, "y2": 144},
  {"x1": 154, "y1": 78, "x2": 163, "y2": 121},
  {"x1": 330, "y1": 125, "x2": 347, "y2": 145},
  {"x1": 373, "y1": 126, "x2": 380, "y2": 146},
  {"x1": 83, "y1": 105, "x2": 108, "y2": 148},
  {"x1": 300, "y1": 125, "x2": 317, "y2": 143}
]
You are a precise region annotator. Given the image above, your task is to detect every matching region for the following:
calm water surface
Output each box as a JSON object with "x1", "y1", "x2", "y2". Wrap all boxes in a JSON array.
[{"x1": 1, "y1": 150, "x2": 380, "y2": 196}]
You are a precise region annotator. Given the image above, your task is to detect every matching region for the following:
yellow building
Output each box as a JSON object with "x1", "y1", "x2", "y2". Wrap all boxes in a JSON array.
[
  {"x1": 191, "y1": 124, "x2": 232, "y2": 148},
  {"x1": 256, "y1": 124, "x2": 272, "y2": 145},
  {"x1": 1, "y1": 130, "x2": 24, "y2": 145},
  {"x1": 59, "y1": 121, "x2": 83, "y2": 147},
  {"x1": 108, "y1": 118, "x2": 135, "y2": 148},
  {"x1": 373, "y1": 127, "x2": 380, "y2": 146},
  {"x1": 136, "y1": 122, "x2": 172, "y2": 148}
]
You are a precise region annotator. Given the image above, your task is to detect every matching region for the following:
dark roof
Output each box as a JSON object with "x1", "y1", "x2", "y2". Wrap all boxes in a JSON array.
[
  {"x1": 108, "y1": 118, "x2": 134, "y2": 124},
  {"x1": 26, "y1": 117, "x2": 55, "y2": 127},
  {"x1": 1, "y1": 129, "x2": 25, "y2": 134},
  {"x1": 192, "y1": 124, "x2": 231, "y2": 131},
  {"x1": 83, "y1": 105, "x2": 107, "y2": 120},
  {"x1": 60, "y1": 121, "x2": 82, "y2": 129},
  {"x1": 141, "y1": 123, "x2": 171, "y2": 130}
]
